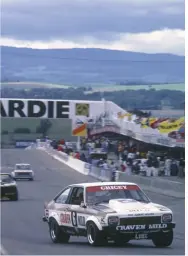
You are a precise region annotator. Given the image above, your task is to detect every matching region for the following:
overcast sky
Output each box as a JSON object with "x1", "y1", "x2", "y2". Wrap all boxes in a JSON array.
[{"x1": 1, "y1": 0, "x2": 185, "y2": 55}]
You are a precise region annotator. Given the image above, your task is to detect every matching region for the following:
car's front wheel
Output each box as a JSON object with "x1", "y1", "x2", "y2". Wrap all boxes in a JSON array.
[
  {"x1": 86, "y1": 221, "x2": 106, "y2": 246},
  {"x1": 49, "y1": 218, "x2": 70, "y2": 243},
  {"x1": 152, "y1": 229, "x2": 173, "y2": 247}
]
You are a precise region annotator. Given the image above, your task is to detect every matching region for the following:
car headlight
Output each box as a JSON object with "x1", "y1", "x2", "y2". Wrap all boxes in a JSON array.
[
  {"x1": 108, "y1": 216, "x2": 119, "y2": 225},
  {"x1": 162, "y1": 214, "x2": 172, "y2": 223}
]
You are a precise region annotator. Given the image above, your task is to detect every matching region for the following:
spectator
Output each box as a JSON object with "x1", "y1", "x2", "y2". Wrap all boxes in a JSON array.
[
  {"x1": 178, "y1": 158, "x2": 185, "y2": 177},
  {"x1": 164, "y1": 157, "x2": 172, "y2": 176},
  {"x1": 75, "y1": 151, "x2": 80, "y2": 160},
  {"x1": 146, "y1": 157, "x2": 152, "y2": 176},
  {"x1": 80, "y1": 152, "x2": 87, "y2": 162},
  {"x1": 121, "y1": 161, "x2": 127, "y2": 172},
  {"x1": 151, "y1": 157, "x2": 158, "y2": 176},
  {"x1": 97, "y1": 158, "x2": 104, "y2": 167},
  {"x1": 126, "y1": 161, "x2": 132, "y2": 175},
  {"x1": 170, "y1": 159, "x2": 178, "y2": 176}
]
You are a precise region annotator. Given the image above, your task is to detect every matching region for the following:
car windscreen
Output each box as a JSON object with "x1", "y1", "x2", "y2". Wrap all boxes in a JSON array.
[
  {"x1": 86, "y1": 185, "x2": 150, "y2": 204},
  {"x1": 0, "y1": 174, "x2": 13, "y2": 183},
  {"x1": 16, "y1": 165, "x2": 30, "y2": 170}
]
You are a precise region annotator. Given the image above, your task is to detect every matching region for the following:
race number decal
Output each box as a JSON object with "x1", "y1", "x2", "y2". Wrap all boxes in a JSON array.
[
  {"x1": 71, "y1": 211, "x2": 77, "y2": 226},
  {"x1": 60, "y1": 213, "x2": 71, "y2": 224}
]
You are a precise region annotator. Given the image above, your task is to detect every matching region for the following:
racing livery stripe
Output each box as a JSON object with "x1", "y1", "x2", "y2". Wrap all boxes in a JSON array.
[{"x1": 86, "y1": 185, "x2": 139, "y2": 192}]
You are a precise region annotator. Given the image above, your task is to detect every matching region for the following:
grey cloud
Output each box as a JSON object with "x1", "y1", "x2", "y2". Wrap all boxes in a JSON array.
[{"x1": 1, "y1": 0, "x2": 185, "y2": 42}]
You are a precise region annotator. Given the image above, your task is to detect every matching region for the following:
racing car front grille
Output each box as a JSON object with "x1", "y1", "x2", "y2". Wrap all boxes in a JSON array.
[
  {"x1": 120, "y1": 216, "x2": 161, "y2": 225},
  {"x1": 16, "y1": 172, "x2": 31, "y2": 176}
]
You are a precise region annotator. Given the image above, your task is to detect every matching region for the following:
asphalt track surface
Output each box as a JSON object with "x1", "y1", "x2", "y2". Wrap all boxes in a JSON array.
[{"x1": 1, "y1": 149, "x2": 185, "y2": 255}]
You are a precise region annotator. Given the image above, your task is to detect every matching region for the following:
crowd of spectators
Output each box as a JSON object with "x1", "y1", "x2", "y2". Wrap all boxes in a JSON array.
[{"x1": 50, "y1": 135, "x2": 185, "y2": 179}]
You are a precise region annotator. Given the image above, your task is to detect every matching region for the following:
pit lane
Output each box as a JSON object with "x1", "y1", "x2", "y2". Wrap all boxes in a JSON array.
[{"x1": 1, "y1": 149, "x2": 185, "y2": 255}]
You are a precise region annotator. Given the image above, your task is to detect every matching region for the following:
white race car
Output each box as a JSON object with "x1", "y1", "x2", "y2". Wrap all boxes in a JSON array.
[
  {"x1": 42, "y1": 182, "x2": 175, "y2": 247},
  {"x1": 11, "y1": 163, "x2": 34, "y2": 181}
]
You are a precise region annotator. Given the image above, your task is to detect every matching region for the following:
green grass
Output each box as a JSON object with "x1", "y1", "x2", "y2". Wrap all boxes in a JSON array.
[
  {"x1": 85, "y1": 83, "x2": 185, "y2": 94},
  {"x1": 1, "y1": 81, "x2": 185, "y2": 92},
  {"x1": 0, "y1": 82, "x2": 71, "y2": 89}
]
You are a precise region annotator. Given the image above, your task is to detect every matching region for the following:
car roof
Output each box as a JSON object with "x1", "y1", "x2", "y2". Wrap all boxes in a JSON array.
[{"x1": 70, "y1": 181, "x2": 138, "y2": 188}]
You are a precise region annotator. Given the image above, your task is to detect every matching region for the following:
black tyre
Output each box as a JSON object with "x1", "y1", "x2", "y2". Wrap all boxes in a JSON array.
[
  {"x1": 86, "y1": 221, "x2": 106, "y2": 246},
  {"x1": 29, "y1": 178, "x2": 33, "y2": 181},
  {"x1": 152, "y1": 229, "x2": 173, "y2": 247},
  {"x1": 49, "y1": 218, "x2": 70, "y2": 243}
]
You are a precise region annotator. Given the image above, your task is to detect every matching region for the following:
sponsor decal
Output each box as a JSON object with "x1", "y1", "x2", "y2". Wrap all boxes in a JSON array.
[
  {"x1": 15, "y1": 141, "x2": 35, "y2": 148},
  {"x1": 78, "y1": 216, "x2": 85, "y2": 226},
  {"x1": 60, "y1": 213, "x2": 71, "y2": 224},
  {"x1": 86, "y1": 185, "x2": 139, "y2": 192},
  {"x1": 71, "y1": 211, "x2": 77, "y2": 227},
  {"x1": 0, "y1": 99, "x2": 69, "y2": 118},
  {"x1": 72, "y1": 123, "x2": 87, "y2": 136},
  {"x1": 101, "y1": 185, "x2": 128, "y2": 190},
  {"x1": 135, "y1": 233, "x2": 148, "y2": 239},
  {"x1": 75, "y1": 103, "x2": 89, "y2": 116},
  {"x1": 116, "y1": 223, "x2": 167, "y2": 231},
  {"x1": 128, "y1": 213, "x2": 155, "y2": 217},
  {"x1": 90, "y1": 126, "x2": 120, "y2": 135},
  {"x1": 127, "y1": 208, "x2": 151, "y2": 212}
]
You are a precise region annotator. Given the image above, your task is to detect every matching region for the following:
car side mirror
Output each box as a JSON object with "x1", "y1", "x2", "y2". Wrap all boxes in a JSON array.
[{"x1": 80, "y1": 201, "x2": 87, "y2": 208}]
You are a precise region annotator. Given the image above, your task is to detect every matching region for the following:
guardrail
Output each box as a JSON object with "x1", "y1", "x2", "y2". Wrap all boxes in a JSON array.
[
  {"x1": 37, "y1": 144, "x2": 184, "y2": 199},
  {"x1": 116, "y1": 171, "x2": 184, "y2": 198}
]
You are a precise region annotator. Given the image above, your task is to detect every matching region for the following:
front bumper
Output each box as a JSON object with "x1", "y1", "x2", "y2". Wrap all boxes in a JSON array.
[
  {"x1": 14, "y1": 173, "x2": 33, "y2": 179},
  {"x1": 103, "y1": 222, "x2": 176, "y2": 237},
  {"x1": 1, "y1": 186, "x2": 17, "y2": 198}
]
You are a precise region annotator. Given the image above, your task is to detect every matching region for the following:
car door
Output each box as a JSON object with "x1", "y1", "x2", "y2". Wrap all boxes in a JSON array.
[
  {"x1": 68, "y1": 186, "x2": 87, "y2": 229},
  {"x1": 53, "y1": 187, "x2": 73, "y2": 227}
]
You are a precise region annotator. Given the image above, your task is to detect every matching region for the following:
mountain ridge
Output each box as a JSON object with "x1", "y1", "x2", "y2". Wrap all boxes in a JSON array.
[{"x1": 1, "y1": 46, "x2": 185, "y2": 85}]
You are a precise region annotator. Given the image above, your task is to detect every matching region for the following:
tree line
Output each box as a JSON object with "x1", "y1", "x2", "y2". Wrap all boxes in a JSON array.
[{"x1": 1, "y1": 87, "x2": 184, "y2": 110}]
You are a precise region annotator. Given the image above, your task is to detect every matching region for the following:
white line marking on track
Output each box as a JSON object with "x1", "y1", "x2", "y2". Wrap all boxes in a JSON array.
[{"x1": 0, "y1": 245, "x2": 8, "y2": 255}]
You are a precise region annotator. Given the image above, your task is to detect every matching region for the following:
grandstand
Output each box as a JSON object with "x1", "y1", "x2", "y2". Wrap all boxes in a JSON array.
[{"x1": 142, "y1": 110, "x2": 184, "y2": 118}]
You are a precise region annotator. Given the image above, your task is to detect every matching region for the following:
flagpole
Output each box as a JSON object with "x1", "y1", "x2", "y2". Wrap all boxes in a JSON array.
[
  {"x1": 77, "y1": 136, "x2": 81, "y2": 151},
  {"x1": 102, "y1": 97, "x2": 106, "y2": 127}
]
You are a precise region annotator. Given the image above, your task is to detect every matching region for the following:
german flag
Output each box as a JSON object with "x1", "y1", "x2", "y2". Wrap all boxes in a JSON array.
[{"x1": 72, "y1": 123, "x2": 87, "y2": 136}]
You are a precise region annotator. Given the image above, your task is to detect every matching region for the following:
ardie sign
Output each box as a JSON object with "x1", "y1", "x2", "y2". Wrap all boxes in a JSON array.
[{"x1": 0, "y1": 99, "x2": 70, "y2": 118}]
